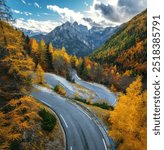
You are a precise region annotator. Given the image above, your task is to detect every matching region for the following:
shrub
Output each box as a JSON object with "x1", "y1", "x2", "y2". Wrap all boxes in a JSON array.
[
  {"x1": 74, "y1": 96, "x2": 90, "y2": 104},
  {"x1": 93, "y1": 102, "x2": 113, "y2": 110},
  {"x1": 21, "y1": 107, "x2": 27, "y2": 114},
  {"x1": 10, "y1": 140, "x2": 21, "y2": 150},
  {"x1": 54, "y1": 85, "x2": 66, "y2": 96},
  {"x1": 38, "y1": 108, "x2": 56, "y2": 132},
  {"x1": 21, "y1": 115, "x2": 30, "y2": 122},
  {"x1": 1, "y1": 104, "x2": 16, "y2": 113}
]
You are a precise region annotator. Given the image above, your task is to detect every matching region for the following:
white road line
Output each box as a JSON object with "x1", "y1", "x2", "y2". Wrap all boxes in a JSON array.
[
  {"x1": 70, "y1": 146, "x2": 72, "y2": 150},
  {"x1": 111, "y1": 97, "x2": 117, "y2": 106},
  {"x1": 44, "y1": 102, "x2": 52, "y2": 107},
  {"x1": 40, "y1": 100, "x2": 52, "y2": 107},
  {"x1": 60, "y1": 114, "x2": 68, "y2": 128},
  {"x1": 102, "y1": 138, "x2": 107, "y2": 150},
  {"x1": 75, "y1": 74, "x2": 81, "y2": 80},
  {"x1": 82, "y1": 111, "x2": 92, "y2": 120}
]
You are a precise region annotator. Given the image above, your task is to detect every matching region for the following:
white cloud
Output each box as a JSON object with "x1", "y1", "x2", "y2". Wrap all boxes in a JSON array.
[
  {"x1": 12, "y1": 9, "x2": 32, "y2": 16},
  {"x1": 47, "y1": 5, "x2": 92, "y2": 29},
  {"x1": 21, "y1": 0, "x2": 26, "y2": 5},
  {"x1": 13, "y1": 18, "x2": 61, "y2": 33},
  {"x1": 85, "y1": 0, "x2": 121, "y2": 26},
  {"x1": 47, "y1": 3, "x2": 120, "y2": 28},
  {"x1": 34, "y1": 2, "x2": 41, "y2": 8},
  {"x1": 85, "y1": 0, "x2": 146, "y2": 26},
  {"x1": 12, "y1": 9, "x2": 22, "y2": 14},
  {"x1": 43, "y1": 13, "x2": 51, "y2": 16},
  {"x1": 91, "y1": 0, "x2": 118, "y2": 6},
  {"x1": 47, "y1": 0, "x2": 146, "y2": 28},
  {"x1": 15, "y1": 0, "x2": 146, "y2": 33},
  {"x1": 24, "y1": 12, "x2": 32, "y2": 16}
]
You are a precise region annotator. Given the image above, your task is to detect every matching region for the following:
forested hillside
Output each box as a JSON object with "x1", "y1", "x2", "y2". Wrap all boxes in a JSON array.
[
  {"x1": 0, "y1": 21, "x2": 35, "y2": 99},
  {"x1": 90, "y1": 10, "x2": 147, "y2": 76},
  {"x1": 0, "y1": 3, "x2": 147, "y2": 149},
  {"x1": 0, "y1": 3, "x2": 65, "y2": 147},
  {"x1": 75, "y1": 10, "x2": 147, "y2": 149},
  {"x1": 87, "y1": 10, "x2": 147, "y2": 150}
]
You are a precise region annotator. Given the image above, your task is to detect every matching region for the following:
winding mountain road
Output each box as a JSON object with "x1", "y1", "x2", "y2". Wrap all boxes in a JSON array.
[
  {"x1": 31, "y1": 72, "x2": 116, "y2": 150},
  {"x1": 45, "y1": 72, "x2": 117, "y2": 106},
  {"x1": 45, "y1": 73, "x2": 96, "y2": 100},
  {"x1": 31, "y1": 86, "x2": 112, "y2": 150},
  {"x1": 71, "y1": 70, "x2": 117, "y2": 106}
]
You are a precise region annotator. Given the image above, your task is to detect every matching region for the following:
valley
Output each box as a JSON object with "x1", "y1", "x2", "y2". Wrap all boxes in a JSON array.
[
  {"x1": 32, "y1": 73, "x2": 115, "y2": 150},
  {"x1": 32, "y1": 22, "x2": 119, "y2": 57},
  {"x1": 0, "y1": 0, "x2": 147, "y2": 149}
]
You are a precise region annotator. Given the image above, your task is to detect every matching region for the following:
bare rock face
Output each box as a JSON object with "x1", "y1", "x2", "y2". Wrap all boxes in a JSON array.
[{"x1": 33, "y1": 22, "x2": 119, "y2": 57}]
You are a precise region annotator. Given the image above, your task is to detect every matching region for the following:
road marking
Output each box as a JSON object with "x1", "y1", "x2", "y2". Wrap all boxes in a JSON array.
[
  {"x1": 111, "y1": 98, "x2": 117, "y2": 106},
  {"x1": 70, "y1": 146, "x2": 72, "y2": 150},
  {"x1": 75, "y1": 74, "x2": 81, "y2": 80},
  {"x1": 82, "y1": 111, "x2": 92, "y2": 120},
  {"x1": 44, "y1": 102, "x2": 52, "y2": 107},
  {"x1": 40, "y1": 100, "x2": 52, "y2": 107},
  {"x1": 60, "y1": 114, "x2": 68, "y2": 128},
  {"x1": 102, "y1": 138, "x2": 107, "y2": 150}
]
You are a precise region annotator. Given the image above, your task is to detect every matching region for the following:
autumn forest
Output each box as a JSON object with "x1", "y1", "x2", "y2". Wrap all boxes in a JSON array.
[{"x1": 0, "y1": 1, "x2": 147, "y2": 150}]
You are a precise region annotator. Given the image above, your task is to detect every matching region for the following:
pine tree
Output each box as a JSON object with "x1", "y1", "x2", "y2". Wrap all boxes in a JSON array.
[
  {"x1": 38, "y1": 39, "x2": 47, "y2": 69},
  {"x1": 48, "y1": 42, "x2": 54, "y2": 53},
  {"x1": 46, "y1": 43, "x2": 53, "y2": 71},
  {"x1": 79, "y1": 58, "x2": 90, "y2": 80},
  {"x1": 79, "y1": 58, "x2": 85, "y2": 75},
  {"x1": 35, "y1": 64, "x2": 45, "y2": 84},
  {"x1": 29, "y1": 38, "x2": 39, "y2": 64},
  {"x1": 24, "y1": 35, "x2": 30, "y2": 54},
  {"x1": 71, "y1": 55, "x2": 79, "y2": 69}
]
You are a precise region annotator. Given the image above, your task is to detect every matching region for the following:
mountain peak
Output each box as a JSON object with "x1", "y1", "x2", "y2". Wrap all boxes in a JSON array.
[
  {"x1": 33, "y1": 21, "x2": 119, "y2": 57},
  {"x1": 73, "y1": 21, "x2": 78, "y2": 26},
  {"x1": 62, "y1": 21, "x2": 71, "y2": 27}
]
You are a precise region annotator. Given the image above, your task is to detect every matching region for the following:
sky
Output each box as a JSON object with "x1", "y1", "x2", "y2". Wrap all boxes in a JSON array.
[{"x1": 7, "y1": 0, "x2": 147, "y2": 33}]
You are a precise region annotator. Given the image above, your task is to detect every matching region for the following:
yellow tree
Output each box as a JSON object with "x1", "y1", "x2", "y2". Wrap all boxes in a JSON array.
[
  {"x1": 29, "y1": 38, "x2": 39, "y2": 64},
  {"x1": 71, "y1": 55, "x2": 79, "y2": 69},
  {"x1": 48, "y1": 42, "x2": 54, "y2": 53},
  {"x1": 35, "y1": 64, "x2": 45, "y2": 84},
  {"x1": 52, "y1": 47, "x2": 71, "y2": 77},
  {"x1": 109, "y1": 76, "x2": 147, "y2": 150},
  {"x1": 38, "y1": 39, "x2": 47, "y2": 69}
]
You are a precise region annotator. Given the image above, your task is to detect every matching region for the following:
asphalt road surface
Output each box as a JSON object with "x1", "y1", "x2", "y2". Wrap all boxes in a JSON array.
[
  {"x1": 45, "y1": 73, "x2": 96, "y2": 100},
  {"x1": 31, "y1": 86, "x2": 110, "y2": 150},
  {"x1": 45, "y1": 72, "x2": 117, "y2": 106},
  {"x1": 71, "y1": 70, "x2": 117, "y2": 106}
]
